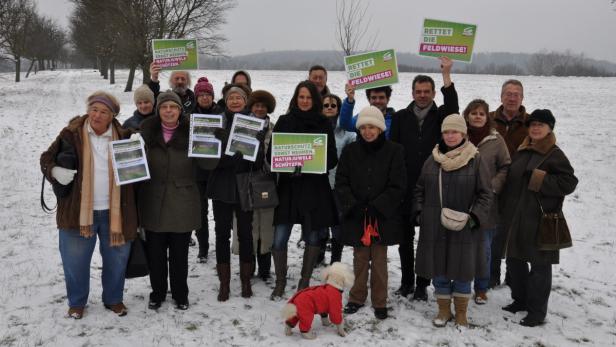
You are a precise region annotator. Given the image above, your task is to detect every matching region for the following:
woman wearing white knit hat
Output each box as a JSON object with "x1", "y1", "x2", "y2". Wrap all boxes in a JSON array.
[
  {"x1": 413, "y1": 113, "x2": 492, "y2": 328},
  {"x1": 335, "y1": 105, "x2": 406, "y2": 320}
]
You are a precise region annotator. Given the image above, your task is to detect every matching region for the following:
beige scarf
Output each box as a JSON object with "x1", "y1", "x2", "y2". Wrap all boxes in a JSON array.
[
  {"x1": 432, "y1": 140, "x2": 478, "y2": 172},
  {"x1": 79, "y1": 119, "x2": 125, "y2": 246}
]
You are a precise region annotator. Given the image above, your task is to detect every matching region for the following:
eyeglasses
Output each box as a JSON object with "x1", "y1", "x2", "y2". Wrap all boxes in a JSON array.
[{"x1": 323, "y1": 103, "x2": 338, "y2": 109}]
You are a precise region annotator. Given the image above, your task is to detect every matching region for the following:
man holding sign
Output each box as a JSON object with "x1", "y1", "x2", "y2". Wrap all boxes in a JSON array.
[
  {"x1": 390, "y1": 57, "x2": 459, "y2": 300},
  {"x1": 148, "y1": 62, "x2": 195, "y2": 114}
]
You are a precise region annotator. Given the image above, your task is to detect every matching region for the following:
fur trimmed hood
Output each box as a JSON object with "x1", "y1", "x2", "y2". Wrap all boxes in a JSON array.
[{"x1": 517, "y1": 132, "x2": 556, "y2": 155}]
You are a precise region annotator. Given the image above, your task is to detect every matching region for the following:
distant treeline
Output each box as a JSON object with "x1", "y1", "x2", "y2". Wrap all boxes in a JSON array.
[{"x1": 201, "y1": 50, "x2": 616, "y2": 77}]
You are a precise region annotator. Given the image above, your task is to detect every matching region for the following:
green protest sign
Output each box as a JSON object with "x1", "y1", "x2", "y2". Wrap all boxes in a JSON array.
[
  {"x1": 344, "y1": 49, "x2": 399, "y2": 90},
  {"x1": 152, "y1": 39, "x2": 199, "y2": 70},
  {"x1": 271, "y1": 133, "x2": 328, "y2": 174},
  {"x1": 419, "y1": 19, "x2": 477, "y2": 62}
]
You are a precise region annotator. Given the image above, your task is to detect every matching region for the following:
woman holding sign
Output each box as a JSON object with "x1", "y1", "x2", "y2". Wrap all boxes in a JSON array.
[
  {"x1": 207, "y1": 84, "x2": 267, "y2": 301},
  {"x1": 269, "y1": 80, "x2": 339, "y2": 300},
  {"x1": 40, "y1": 91, "x2": 138, "y2": 319},
  {"x1": 139, "y1": 91, "x2": 219, "y2": 310}
]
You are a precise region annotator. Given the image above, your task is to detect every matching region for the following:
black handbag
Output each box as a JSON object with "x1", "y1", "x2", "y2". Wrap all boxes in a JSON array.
[
  {"x1": 236, "y1": 170, "x2": 279, "y2": 212},
  {"x1": 536, "y1": 197, "x2": 572, "y2": 251},
  {"x1": 41, "y1": 138, "x2": 77, "y2": 213},
  {"x1": 125, "y1": 233, "x2": 149, "y2": 278},
  {"x1": 531, "y1": 147, "x2": 572, "y2": 251},
  {"x1": 52, "y1": 138, "x2": 77, "y2": 198}
]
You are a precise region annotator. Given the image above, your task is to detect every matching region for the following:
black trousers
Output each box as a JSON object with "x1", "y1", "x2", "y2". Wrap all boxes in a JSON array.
[
  {"x1": 196, "y1": 180, "x2": 210, "y2": 254},
  {"x1": 507, "y1": 257, "x2": 552, "y2": 320},
  {"x1": 146, "y1": 230, "x2": 191, "y2": 304},
  {"x1": 398, "y1": 224, "x2": 431, "y2": 288},
  {"x1": 490, "y1": 225, "x2": 507, "y2": 283},
  {"x1": 212, "y1": 200, "x2": 254, "y2": 264}
]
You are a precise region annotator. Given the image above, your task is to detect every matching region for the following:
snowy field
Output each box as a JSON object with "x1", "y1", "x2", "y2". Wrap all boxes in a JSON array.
[{"x1": 0, "y1": 69, "x2": 615, "y2": 346}]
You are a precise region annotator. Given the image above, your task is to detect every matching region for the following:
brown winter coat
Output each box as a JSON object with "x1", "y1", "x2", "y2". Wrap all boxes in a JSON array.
[
  {"x1": 40, "y1": 115, "x2": 138, "y2": 240},
  {"x1": 500, "y1": 133, "x2": 578, "y2": 264},
  {"x1": 491, "y1": 105, "x2": 529, "y2": 157},
  {"x1": 476, "y1": 130, "x2": 511, "y2": 229},
  {"x1": 413, "y1": 145, "x2": 493, "y2": 281},
  {"x1": 138, "y1": 115, "x2": 219, "y2": 233}
]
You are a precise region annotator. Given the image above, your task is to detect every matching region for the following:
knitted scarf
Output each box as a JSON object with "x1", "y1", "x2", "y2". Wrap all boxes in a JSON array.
[
  {"x1": 432, "y1": 139, "x2": 478, "y2": 172},
  {"x1": 79, "y1": 119, "x2": 124, "y2": 246},
  {"x1": 468, "y1": 123, "x2": 492, "y2": 146}
]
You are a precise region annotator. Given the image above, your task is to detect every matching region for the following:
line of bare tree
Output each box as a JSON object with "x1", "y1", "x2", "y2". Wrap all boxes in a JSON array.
[
  {"x1": 0, "y1": 0, "x2": 68, "y2": 82},
  {"x1": 69, "y1": 0, "x2": 236, "y2": 92}
]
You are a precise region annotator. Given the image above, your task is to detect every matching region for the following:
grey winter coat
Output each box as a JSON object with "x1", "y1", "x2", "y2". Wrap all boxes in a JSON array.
[
  {"x1": 138, "y1": 115, "x2": 219, "y2": 233},
  {"x1": 475, "y1": 131, "x2": 511, "y2": 229},
  {"x1": 413, "y1": 144, "x2": 493, "y2": 281}
]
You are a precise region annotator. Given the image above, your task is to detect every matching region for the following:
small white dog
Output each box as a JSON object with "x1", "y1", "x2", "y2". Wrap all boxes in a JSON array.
[{"x1": 281, "y1": 262, "x2": 355, "y2": 339}]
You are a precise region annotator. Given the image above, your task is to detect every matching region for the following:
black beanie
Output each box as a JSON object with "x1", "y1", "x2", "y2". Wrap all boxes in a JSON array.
[{"x1": 526, "y1": 109, "x2": 556, "y2": 129}]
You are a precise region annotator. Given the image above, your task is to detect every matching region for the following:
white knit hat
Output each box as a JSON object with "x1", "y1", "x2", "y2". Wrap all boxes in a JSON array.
[
  {"x1": 356, "y1": 106, "x2": 386, "y2": 131},
  {"x1": 441, "y1": 114, "x2": 467, "y2": 135}
]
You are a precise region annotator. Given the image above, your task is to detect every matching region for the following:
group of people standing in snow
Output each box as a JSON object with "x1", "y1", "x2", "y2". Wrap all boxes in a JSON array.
[{"x1": 41, "y1": 56, "x2": 577, "y2": 329}]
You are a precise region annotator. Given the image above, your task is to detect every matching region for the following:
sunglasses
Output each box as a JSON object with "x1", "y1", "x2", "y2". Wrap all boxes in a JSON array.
[{"x1": 323, "y1": 103, "x2": 338, "y2": 109}]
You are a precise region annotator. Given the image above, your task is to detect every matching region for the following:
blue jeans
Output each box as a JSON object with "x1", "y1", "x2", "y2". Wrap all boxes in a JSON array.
[
  {"x1": 474, "y1": 227, "x2": 497, "y2": 292},
  {"x1": 433, "y1": 275, "x2": 471, "y2": 297},
  {"x1": 272, "y1": 224, "x2": 326, "y2": 251},
  {"x1": 59, "y1": 210, "x2": 132, "y2": 308}
]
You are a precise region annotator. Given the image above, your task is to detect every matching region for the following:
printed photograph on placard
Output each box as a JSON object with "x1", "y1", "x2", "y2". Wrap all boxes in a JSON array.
[
  {"x1": 224, "y1": 114, "x2": 265, "y2": 162},
  {"x1": 109, "y1": 139, "x2": 151, "y2": 185},
  {"x1": 189, "y1": 113, "x2": 223, "y2": 158}
]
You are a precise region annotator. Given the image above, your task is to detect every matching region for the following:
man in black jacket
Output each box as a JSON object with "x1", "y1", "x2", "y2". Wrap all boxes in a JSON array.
[
  {"x1": 389, "y1": 57, "x2": 459, "y2": 300},
  {"x1": 148, "y1": 61, "x2": 195, "y2": 114}
]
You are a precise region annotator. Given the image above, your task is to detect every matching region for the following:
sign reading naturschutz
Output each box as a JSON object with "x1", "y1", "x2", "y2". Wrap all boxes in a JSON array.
[
  {"x1": 344, "y1": 49, "x2": 399, "y2": 90},
  {"x1": 271, "y1": 133, "x2": 328, "y2": 174},
  {"x1": 152, "y1": 39, "x2": 199, "y2": 70},
  {"x1": 419, "y1": 19, "x2": 477, "y2": 62}
]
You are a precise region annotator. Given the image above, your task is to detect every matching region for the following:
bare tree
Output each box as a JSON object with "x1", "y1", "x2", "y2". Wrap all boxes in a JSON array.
[
  {"x1": 69, "y1": 0, "x2": 236, "y2": 91},
  {"x1": 0, "y1": 0, "x2": 36, "y2": 82},
  {"x1": 335, "y1": 0, "x2": 377, "y2": 56}
]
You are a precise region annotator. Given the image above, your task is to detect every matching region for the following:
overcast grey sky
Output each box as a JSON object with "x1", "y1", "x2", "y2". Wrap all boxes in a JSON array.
[{"x1": 36, "y1": 0, "x2": 616, "y2": 62}]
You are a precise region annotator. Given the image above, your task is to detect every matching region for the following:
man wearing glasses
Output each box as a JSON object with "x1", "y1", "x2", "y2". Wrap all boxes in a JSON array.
[{"x1": 489, "y1": 79, "x2": 529, "y2": 290}]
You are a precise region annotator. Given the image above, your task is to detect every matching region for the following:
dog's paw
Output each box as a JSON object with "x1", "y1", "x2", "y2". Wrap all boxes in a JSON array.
[
  {"x1": 301, "y1": 331, "x2": 316, "y2": 340},
  {"x1": 284, "y1": 325, "x2": 293, "y2": 336},
  {"x1": 321, "y1": 316, "x2": 331, "y2": 326},
  {"x1": 336, "y1": 324, "x2": 347, "y2": 337}
]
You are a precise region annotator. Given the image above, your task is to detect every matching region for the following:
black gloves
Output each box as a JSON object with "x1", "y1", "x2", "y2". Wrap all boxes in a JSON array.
[
  {"x1": 292, "y1": 165, "x2": 302, "y2": 177},
  {"x1": 232, "y1": 151, "x2": 244, "y2": 161},
  {"x1": 255, "y1": 129, "x2": 266, "y2": 142},
  {"x1": 214, "y1": 128, "x2": 229, "y2": 143}
]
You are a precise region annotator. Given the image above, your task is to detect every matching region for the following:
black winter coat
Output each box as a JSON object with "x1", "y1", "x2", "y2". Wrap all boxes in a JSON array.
[
  {"x1": 335, "y1": 134, "x2": 407, "y2": 247},
  {"x1": 390, "y1": 84, "x2": 459, "y2": 216},
  {"x1": 271, "y1": 109, "x2": 338, "y2": 229},
  {"x1": 500, "y1": 133, "x2": 578, "y2": 264},
  {"x1": 122, "y1": 110, "x2": 155, "y2": 131},
  {"x1": 206, "y1": 110, "x2": 265, "y2": 203}
]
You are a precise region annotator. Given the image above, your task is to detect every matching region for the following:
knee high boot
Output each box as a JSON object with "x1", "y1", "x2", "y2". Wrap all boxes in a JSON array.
[
  {"x1": 270, "y1": 250, "x2": 287, "y2": 300},
  {"x1": 454, "y1": 296, "x2": 470, "y2": 327},
  {"x1": 216, "y1": 263, "x2": 230, "y2": 302},
  {"x1": 240, "y1": 261, "x2": 253, "y2": 298},
  {"x1": 297, "y1": 245, "x2": 321, "y2": 291}
]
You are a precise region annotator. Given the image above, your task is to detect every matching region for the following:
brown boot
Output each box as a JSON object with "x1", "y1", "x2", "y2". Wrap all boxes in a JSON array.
[
  {"x1": 240, "y1": 262, "x2": 254, "y2": 298},
  {"x1": 432, "y1": 297, "x2": 452, "y2": 327},
  {"x1": 271, "y1": 250, "x2": 287, "y2": 300},
  {"x1": 297, "y1": 245, "x2": 321, "y2": 291},
  {"x1": 454, "y1": 296, "x2": 470, "y2": 327},
  {"x1": 216, "y1": 263, "x2": 230, "y2": 302}
]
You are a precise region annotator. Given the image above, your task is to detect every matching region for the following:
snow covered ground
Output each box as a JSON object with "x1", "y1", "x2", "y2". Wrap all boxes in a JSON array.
[{"x1": 0, "y1": 69, "x2": 615, "y2": 346}]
